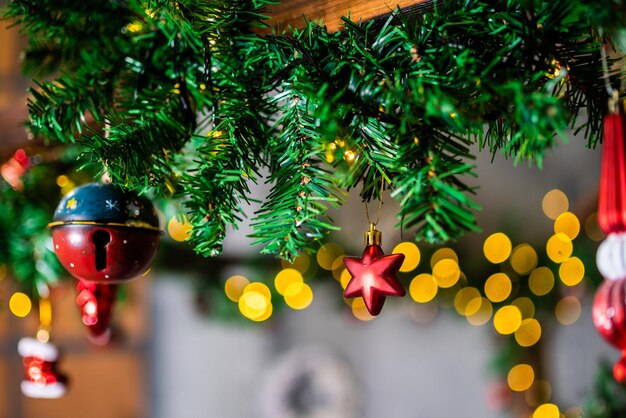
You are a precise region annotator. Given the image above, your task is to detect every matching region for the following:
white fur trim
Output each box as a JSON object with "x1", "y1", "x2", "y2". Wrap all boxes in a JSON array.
[
  {"x1": 17, "y1": 338, "x2": 58, "y2": 361},
  {"x1": 21, "y1": 381, "x2": 66, "y2": 399},
  {"x1": 597, "y1": 233, "x2": 626, "y2": 280}
]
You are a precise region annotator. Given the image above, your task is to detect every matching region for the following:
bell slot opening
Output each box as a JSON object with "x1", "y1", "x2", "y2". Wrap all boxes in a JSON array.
[{"x1": 92, "y1": 230, "x2": 111, "y2": 272}]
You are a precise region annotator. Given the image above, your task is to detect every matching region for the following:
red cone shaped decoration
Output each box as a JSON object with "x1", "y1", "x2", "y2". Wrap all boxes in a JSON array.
[
  {"x1": 594, "y1": 96, "x2": 626, "y2": 384},
  {"x1": 593, "y1": 278, "x2": 626, "y2": 383},
  {"x1": 76, "y1": 280, "x2": 118, "y2": 345},
  {"x1": 598, "y1": 103, "x2": 626, "y2": 235}
]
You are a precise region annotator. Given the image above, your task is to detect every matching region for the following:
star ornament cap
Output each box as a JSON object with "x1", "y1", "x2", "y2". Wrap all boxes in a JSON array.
[{"x1": 343, "y1": 226, "x2": 405, "y2": 316}]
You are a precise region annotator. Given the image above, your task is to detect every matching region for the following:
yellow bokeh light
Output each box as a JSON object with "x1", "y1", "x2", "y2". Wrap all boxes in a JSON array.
[
  {"x1": 433, "y1": 259, "x2": 461, "y2": 288},
  {"x1": 559, "y1": 257, "x2": 585, "y2": 286},
  {"x1": 9, "y1": 292, "x2": 31, "y2": 318},
  {"x1": 546, "y1": 233, "x2": 573, "y2": 263},
  {"x1": 340, "y1": 269, "x2": 352, "y2": 289},
  {"x1": 430, "y1": 247, "x2": 458, "y2": 269},
  {"x1": 454, "y1": 287, "x2": 481, "y2": 316},
  {"x1": 331, "y1": 256, "x2": 345, "y2": 280},
  {"x1": 507, "y1": 364, "x2": 535, "y2": 392},
  {"x1": 542, "y1": 189, "x2": 569, "y2": 220},
  {"x1": 555, "y1": 296, "x2": 581, "y2": 325},
  {"x1": 56, "y1": 175, "x2": 69, "y2": 187},
  {"x1": 317, "y1": 243, "x2": 343, "y2": 270},
  {"x1": 244, "y1": 282, "x2": 271, "y2": 300},
  {"x1": 352, "y1": 298, "x2": 375, "y2": 321},
  {"x1": 493, "y1": 305, "x2": 523, "y2": 335},
  {"x1": 392, "y1": 242, "x2": 421, "y2": 272},
  {"x1": 274, "y1": 268, "x2": 303, "y2": 295},
  {"x1": 224, "y1": 275, "x2": 250, "y2": 302},
  {"x1": 280, "y1": 254, "x2": 311, "y2": 274},
  {"x1": 167, "y1": 215, "x2": 192, "y2": 242},
  {"x1": 484, "y1": 273, "x2": 512, "y2": 303},
  {"x1": 512, "y1": 297, "x2": 536, "y2": 319},
  {"x1": 250, "y1": 303, "x2": 273, "y2": 322},
  {"x1": 284, "y1": 282, "x2": 313, "y2": 310},
  {"x1": 466, "y1": 298, "x2": 493, "y2": 326},
  {"x1": 409, "y1": 274, "x2": 438, "y2": 303},
  {"x1": 526, "y1": 381, "x2": 553, "y2": 407},
  {"x1": 533, "y1": 403, "x2": 560, "y2": 418},
  {"x1": 510, "y1": 244, "x2": 538, "y2": 275},
  {"x1": 515, "y1": 318, "x2": 542, "y2": 347},
  {"x1": 529, "y1": 267, "x2": 555, "y2": 296},
  {"x1": 585, "y1": 213, "x2": 605, "y2": 242},
  {"x1": 554, "y1": 212, "x2": 580, "y2": 239},
  {"x1": 238, "y1": 291, "x2": 269, "y2": 320},
  {"x1": 483, "y1": 233, "x2": 512, "y2": 264}
]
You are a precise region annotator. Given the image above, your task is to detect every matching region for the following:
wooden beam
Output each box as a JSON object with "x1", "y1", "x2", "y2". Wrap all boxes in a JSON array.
[{"x1": 265, "y1": 0, "x2": 430, "y2": 33}]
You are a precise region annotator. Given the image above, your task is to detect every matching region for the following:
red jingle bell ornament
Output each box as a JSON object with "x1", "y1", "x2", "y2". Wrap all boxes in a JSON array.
[
  {"x1": 343, "y1": 224, "x2": 405, "y2": 316},
  {"x1": 593, "y1": 278, "x2": 626, "y2": 383},
  {"x1": 49, "y1": 183, "x2": 161, "y2": 283}
]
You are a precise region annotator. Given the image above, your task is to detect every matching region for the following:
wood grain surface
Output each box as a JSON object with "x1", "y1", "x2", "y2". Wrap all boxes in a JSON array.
[{"x1": 265, "y1": 0, "x2": 429, "y2": 32}]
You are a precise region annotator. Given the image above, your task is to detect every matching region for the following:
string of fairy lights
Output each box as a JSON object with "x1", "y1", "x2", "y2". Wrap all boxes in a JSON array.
[{"x1": 0, "y1": 176, "x2": 602, "y2": 417}]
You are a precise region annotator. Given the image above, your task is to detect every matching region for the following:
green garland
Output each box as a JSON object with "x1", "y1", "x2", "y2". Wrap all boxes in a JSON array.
[{"x1": 2, "y1": 0, "x2": 624, "y2": 261}]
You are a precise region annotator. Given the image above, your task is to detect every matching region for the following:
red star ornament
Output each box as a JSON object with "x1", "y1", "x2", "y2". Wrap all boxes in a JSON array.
[{"x1": 343, "y1": 244, "x2": 406, "y2": 316}]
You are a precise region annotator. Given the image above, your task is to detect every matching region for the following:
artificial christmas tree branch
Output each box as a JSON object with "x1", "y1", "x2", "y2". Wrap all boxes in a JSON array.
[{"x1": 2, "y1": 0, "x2": 625, "y2": 262}]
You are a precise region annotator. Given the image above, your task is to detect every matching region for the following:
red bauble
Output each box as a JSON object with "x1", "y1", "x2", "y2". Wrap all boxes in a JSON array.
[
  {"x1": 592, "y1": 277, "x2": 626, "y2": 383},
  {"x1": 343, "y1": 244, "x2": 405, "y2": 316},
  {"x1": 50, "y1": 183, "x2": 160, "y2": 283},
  {"x1": 52, "y1": 225, "x2": 159, "y2": 283},
  {"x1": 17, "y1": 337, "x2": 67, "y2": 399},
  {"x1": 76, "y1": 280, "x2": 118, "y2": 345},
  {"x1": 598, "y1": 106, "x2": 626, "y2": 235}
]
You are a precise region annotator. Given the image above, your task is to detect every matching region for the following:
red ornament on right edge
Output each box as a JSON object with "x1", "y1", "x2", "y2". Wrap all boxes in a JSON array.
[{"x1": 593, "y1": 93, "x2": 626, "y2": 384}]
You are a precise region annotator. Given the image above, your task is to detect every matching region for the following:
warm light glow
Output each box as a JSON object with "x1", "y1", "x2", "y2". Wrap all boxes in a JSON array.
[
  {"x1": 167, "y1": 214, "x2": 192, "y2": 242},
  {"x1": 280, "y1": 254, "x2": 311, "y2": 274},
  {"x1": 507, "y1": 364, "x2": 535, "y2": 392},
  {"x1": 392, "y1": 242, "x2": 421, "y2": 272},
  {"x1": 239, "y1": 291, "x2": 270, "y2": 320},
  {"x1": 542, "y1": 189, "x2": 569, "y2": 220},
  {"x1": 533, "y1": 403, "x2": 560, "y2": 418},
  {"x1": 340, "y1": 269, "x2": 352, "y2": 289},
  {"x1": 9, "y1": 292, "x2": 32, "y2": 318},
  {"x1": 454, "y1": 287, "x2": 482, "y2": 316},
  {"x1": 558, "y1": 257, "x2": 585, "y2": 286},
  {"x1": 493, "y1": 305, "x2": 523, "y2": 335},
  {"x1": 432, "y1": 259, "x2": 461, "y2": 288},
  {"x1": 284, "y1": 282, "x2": 313, "y2": 310},
  {"x1": 243, "y1": 282, "x2": 271, "y2": 300},
  {"x1": 554, "y1": 211, "x2": 580, "y2": 239},
  {"x1": 529, "y1": 267, "x2": 555, "y2": 296},
  {"x1": 430, "y1": 247, "x2": 458, "y2": 268},
  {"x1": 546, "y1": 233, "x2": 573, "y2": 263},
  {"x1": 352, "y1": 298, "x2": 375, "y2": 321},
  {"x1": 343, "y1": 150, "x2": 356, "y2": 163},
  {"x1": 331, "y1": 256, "x2": 345, "y2": 280},
  {"x1": 466, "y1": 298, "x2": 493, "y2": 326},
  {"x1": 274, "y1": 269, "x2": 303, "y2": 295},
  {"x1": 409, "y1": 274, "x2": 438, "y2": 303},
  {"x1": 512, "y1": 297, "x2": 536, "y2": 319},
  {"x1": 584, "y1": 213, "x2": 605, "y2": 242},
  {"x1": 224, "y1": 275, "x2": 250, "y2": 302},
  {"x1": 555, "y1": 296, "x2": 581, "y2": 325},
  {"x1": 483, "y1": 233, "x2": 512, "y2": 264},
  {"x1": 510, "y1": 244, "x2": 538, "y2": 275},
  {"x1": 484, "y1": 273, "x2": 512, "y2": 303},
  {"x1": 515, "y1": 318, "x2": 542, "y2": 347},
  {"x1": 317, "y1": 243, "x2": 343, "y2": 270}
]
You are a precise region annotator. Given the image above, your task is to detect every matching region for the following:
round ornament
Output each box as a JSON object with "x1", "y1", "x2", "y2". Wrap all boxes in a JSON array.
[
  {"x1": 592, "y1": 277, "x2": 626, "y2": 383},
  {"x1": 49, "y1": 183, "x2": 161, "y2": 283}
]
